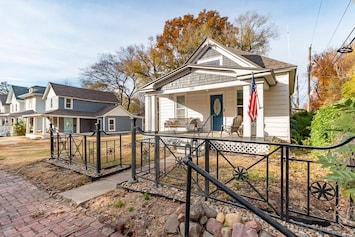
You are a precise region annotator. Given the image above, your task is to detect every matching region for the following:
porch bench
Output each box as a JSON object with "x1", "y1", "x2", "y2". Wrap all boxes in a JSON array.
[{"x1": 164, "y1": 118, "x2": 202, "y2": 132}]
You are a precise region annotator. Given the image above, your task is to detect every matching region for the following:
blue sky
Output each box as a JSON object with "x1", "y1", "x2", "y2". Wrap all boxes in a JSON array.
[{"x1": 0, "y1": 0, "x2": 354, "y2": 103}]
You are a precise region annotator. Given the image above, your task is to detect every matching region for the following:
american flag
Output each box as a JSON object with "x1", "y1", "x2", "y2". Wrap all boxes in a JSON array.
[{"x1": 247, "y1": 75, "x2": 258, "y2": 122}]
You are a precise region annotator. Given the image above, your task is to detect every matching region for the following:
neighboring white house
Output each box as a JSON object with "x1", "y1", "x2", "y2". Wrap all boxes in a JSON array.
[
  {"x1": 139, "y1": 38, "x2": 296, "y2": 142},
  {"x1": 24, "y1": 82, "x2": 143, "y2": 138},
  {"x1": 0, "y1": 94, "x2": 10, "y2": 136},
  {"x1": 1, "y1": 83, "x2": 142, "y2": 138}
]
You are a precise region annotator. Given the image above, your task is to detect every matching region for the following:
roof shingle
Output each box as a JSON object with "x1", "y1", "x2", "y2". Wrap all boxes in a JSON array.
[{"x1": 49, "y1": 83, "x2": 118, "y2": 104}]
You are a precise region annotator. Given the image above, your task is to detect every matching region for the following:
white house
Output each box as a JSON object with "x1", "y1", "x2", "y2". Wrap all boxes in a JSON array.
[{"x1": 139, "y1": 38, "x2": 296, "y2": 142}]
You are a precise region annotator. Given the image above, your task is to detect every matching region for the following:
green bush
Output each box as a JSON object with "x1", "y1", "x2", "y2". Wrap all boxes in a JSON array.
[
  {"x1": 308, "y1": 98, "x2": 355, "y2": 146},
  {"x1": 290, "y1": 110, "x2": 314, "y2": 144},
  {"x1": 13, "y1": 121, "x2": 26, "y2": 136},
  {"x1": 316, "y1": 144, "x2": 355, "y2": 201}
]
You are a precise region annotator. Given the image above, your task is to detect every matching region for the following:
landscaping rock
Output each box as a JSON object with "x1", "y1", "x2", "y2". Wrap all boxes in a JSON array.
[
  {"x1": 199, "y1": 215, "x2": 208, "y2": 225},
  {"x1": 203, "y1": 231, "x2": 214, "y2": 237},
  {"x1": 206, "y1": 218, "x2": 223, "y2": 237},
  {"x1": 216, "y1": 212, "x2": 225, "y2": 223},
  {"x1": 225, "y1": 212, "x2": 242, "y2": 227},
  {"x1": 245, "y1": 220, "x2": 262, "y2": 232},
  {"x1": 164, "y1": 213, "x2": 179, "y2": 234},
  {"x1": 231, "y1": 222, "x2": 258, "y2": 237},
  {"x1": 203, "y1": 205, "x2": 218, "y2": 218},
  {"x1": 221, "y1": 227, "x2": 232, "y2": 237},
  {"x1": 179, "y1": 221, "x2": 203, "y2": 237},
  {"x1": 190, "y1": 202, "x2": 205, "y2": 221}
]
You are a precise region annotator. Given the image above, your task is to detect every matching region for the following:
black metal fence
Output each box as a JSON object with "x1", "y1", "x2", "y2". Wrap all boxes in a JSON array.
[
  {"x1": 49, "y1": 121, "x2": 131, "y2": 176},
  {"x1": 131, "y1": 128, "x2": 355, "y2": 236}
]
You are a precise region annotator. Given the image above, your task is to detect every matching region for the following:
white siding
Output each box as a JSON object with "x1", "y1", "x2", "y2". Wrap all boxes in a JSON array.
[
  {"x1": 159, "y1": 96, "x2": 175, "y2": 130},
  {"x1": 45, "y1": 88, "x2": 59, "y2": 111},
  {"x1": 264, "y1": 72, "x2": 291, "y2": 141},
  {"x1": 186, "y1": 92, "x2": 205, "y2": 120}
]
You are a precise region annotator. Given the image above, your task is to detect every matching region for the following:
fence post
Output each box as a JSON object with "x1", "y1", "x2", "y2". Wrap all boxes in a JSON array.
[
  {"x1": 50, "y1": 123, "x2": 54, "y2": 159},
  {"x1": 69, "y1": 133, "x2": 72, "y2": 164},
  {"x1": 280, "y1": 146, "x2": 284, "y2": 220},
  {"x1": 57, "y1": 133, "x2": 60, "y2": 158},
  {"x1": 154, "y1": 133, "x2": 160, "y2": 188},
  {"x1": 96, "y1": 121, "x2": 101, "y2": 174},
  {"x1": 185, "y1": 155, "x2": 192, "y2": 237},
  {"x1": 84, "y1": 135, "x2": 88, "y2": 170},
  {"x1": 204, "y1": 139, "x2": 210, "y2": 200},
  {"x1": 285, "y1": 145, "x2": 290, "y2": 222},
  {"x1": 130, "y1": 118, "x2": 137, "y2": 182}
]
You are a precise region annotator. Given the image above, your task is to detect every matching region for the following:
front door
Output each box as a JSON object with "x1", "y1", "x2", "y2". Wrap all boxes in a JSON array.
[
  {"x1": 64, "y1": 117, "x2": 73, "y2": 134},
  {"x1": 210, "y1": 94, "x2": 223, "y2": 131}
]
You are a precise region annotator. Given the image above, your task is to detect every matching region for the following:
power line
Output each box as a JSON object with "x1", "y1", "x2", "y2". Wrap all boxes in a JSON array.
[
  {"x1": 326, "y1": 0, "x2": 352, "y2": 48},
  {"x1": 310, "y1": 0, "x2": 323, "y2": 45}
]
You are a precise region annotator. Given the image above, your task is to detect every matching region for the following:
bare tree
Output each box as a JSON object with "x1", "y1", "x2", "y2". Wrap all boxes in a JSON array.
[{"x1": 233, "y1": 11, "x2": 278, "y2": 55}]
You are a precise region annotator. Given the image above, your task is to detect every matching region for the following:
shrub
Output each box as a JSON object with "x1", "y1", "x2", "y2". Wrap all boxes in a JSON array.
[
  {"x1": 13, "y1": 121, "x2": 26, "y2": 136},
  {"x1": 309, "y1": 98, "x2": 355, "y2": 146},
  {"x1": 290, "y1": 110, "x2": 314, "y2": 144}
]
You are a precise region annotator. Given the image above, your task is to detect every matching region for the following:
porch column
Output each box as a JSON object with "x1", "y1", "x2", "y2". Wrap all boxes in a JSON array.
[
  {"x1": 243, "y1": 85, "x2": 251, "y2": 138},
  {"x1": 55, "y1": 116, "x2": 58, "y2": 131},
  {"x1": 42, "y1": 117, "x2": 46, "y2": 136},
  {"x1": 33, "y1": 118, "x2": 37, "y2": 135},
  {"x1": 76, "y1": 117, "x2": 80, "y2": 133},
  {"x1": 255, "y1": 82, "x2": 264, "y2": 139},
  {"x1": 26, "y1": 118, "x2": 31, "y2": 134},
  {"x1": 151, "y1": 95, "x2": 157, "y2": 132},
  {"x1": 145, "y1": 95, "x2": 151, "y2": 132}
]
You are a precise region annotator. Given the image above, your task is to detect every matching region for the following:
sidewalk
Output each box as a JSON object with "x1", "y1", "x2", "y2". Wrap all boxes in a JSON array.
[
  {"x1": 0, "y1": 169, "x2": 123, "y2": 237},
  {"x1": 59, "y1": 156, "x2": 176, "y2": 205},
  {"x1": 59, "y1": 169, "x2": 132, "y2": 204}
]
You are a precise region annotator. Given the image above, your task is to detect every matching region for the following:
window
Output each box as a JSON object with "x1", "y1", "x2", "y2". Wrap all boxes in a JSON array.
[
  {"x1": 108, "y1": 118, "x2": 115, "y2": 131},
  {"x1": 65, "y1": 98, "x2": 72, "y2": 109},
  {"x1": 236, "y1": 90, "x2": 243, "y2": 116},
  {"x1": 50, "y1": 98, "x2": 53, "y2": 108},
  {"x1": 176, "y1": 95, "x2": 186, "y2": 118}
]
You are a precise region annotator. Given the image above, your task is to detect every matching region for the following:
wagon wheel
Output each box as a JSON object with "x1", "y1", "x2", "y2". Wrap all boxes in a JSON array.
[
  {"x1": 309, "y1": 181, "x2": 335, "y2": 201},
  {"x1": 233, "y1": 166, "x2": 248, "y2": 181}
]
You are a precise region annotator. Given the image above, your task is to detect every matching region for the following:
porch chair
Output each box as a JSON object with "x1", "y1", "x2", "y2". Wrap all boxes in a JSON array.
[{"x1": 221, "y1": 115, "x2": 243, "y2": 137}]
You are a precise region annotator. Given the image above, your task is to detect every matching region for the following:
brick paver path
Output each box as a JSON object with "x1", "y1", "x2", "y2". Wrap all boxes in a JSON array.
[{"x1": 0, "y1": 169, "x2": 122, "y2": 237}]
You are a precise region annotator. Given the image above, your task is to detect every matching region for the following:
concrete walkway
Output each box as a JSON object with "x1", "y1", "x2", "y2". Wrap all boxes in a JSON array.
[
  {"x1": 59, "y1": 169, "x2": 133, "y2": 205},
  {"x1": 60, "y1": 156, "x2": 176, "y2": 205}
]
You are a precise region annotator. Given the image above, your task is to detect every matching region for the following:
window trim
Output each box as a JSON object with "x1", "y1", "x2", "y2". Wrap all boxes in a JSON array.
[
  {"x1": 236, "y1": 89, "x2": 243, "y2": 117},
  {"x1": 108, "y1": 118, "x2": 116, "y2": 131},
  {"x1": 175, "y1": 95, "x2": 186, "y2": 118},
  {"x1": 64, "y1": 97, "x2": 73, "y2": 109}
]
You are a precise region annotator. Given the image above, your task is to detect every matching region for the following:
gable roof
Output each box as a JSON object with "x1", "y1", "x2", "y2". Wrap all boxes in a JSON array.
[
  {"x1": 44, "y1": 82, "x2": 119, "y2": 104},
  {"x1": 140, "y1": 37, "x2": 296, "y2": 93},
  {"x1": 6, "y1": 85, "x2": 28, "y2": 103},
  {"x1": 186, "y1": 38, "x2": 295, "y2": 70}
]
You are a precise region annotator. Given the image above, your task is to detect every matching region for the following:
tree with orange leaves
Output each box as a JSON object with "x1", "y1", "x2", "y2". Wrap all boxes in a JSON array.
[
  {"x1": 155, "y1": 9, "x2": 278, "y2": 73},
  {"x1": 310, "y1": 46, "x2": 355, "y2": 110}
]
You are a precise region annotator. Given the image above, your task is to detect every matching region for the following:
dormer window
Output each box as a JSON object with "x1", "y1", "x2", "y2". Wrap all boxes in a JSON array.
[{"x1": 65, "y1": 98, "x2": 73, "y2": 109}]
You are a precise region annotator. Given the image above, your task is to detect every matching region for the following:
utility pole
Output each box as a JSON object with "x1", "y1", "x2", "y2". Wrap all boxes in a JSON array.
[{"x1": 307, "y1": 46, "x2": 312, "y2": 112}]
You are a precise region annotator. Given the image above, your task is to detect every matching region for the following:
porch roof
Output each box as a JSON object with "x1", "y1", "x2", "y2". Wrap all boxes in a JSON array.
[{"x1": 9, "y1": 110, "x2": 35, "y2": 117}]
